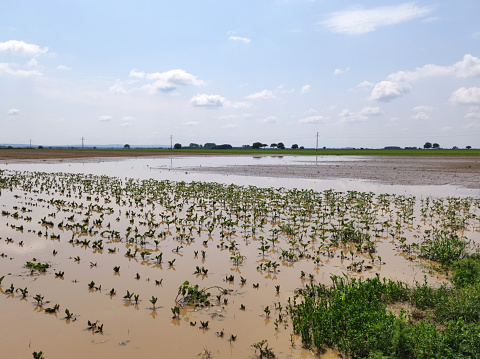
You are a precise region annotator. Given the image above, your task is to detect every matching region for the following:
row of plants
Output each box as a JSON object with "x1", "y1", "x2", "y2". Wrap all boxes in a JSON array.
[{"x1": 0, "y1": 168, "x2": 479, "y2": 358}]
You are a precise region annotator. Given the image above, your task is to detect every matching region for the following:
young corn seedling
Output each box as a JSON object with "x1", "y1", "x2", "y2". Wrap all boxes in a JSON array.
[
  {"x1": 44, "y1": 304, "x2": 59, "y2": 313},
  {"x1": 150, "y1": 296, "x2": 158, "y2": 310},
  {"x1": 65, "y1": 309, "x2": 74, "y2": 319},
  {"x1": 16, "y1": 287, "x2": 28, "y2": 298},
  {"x1": 34, "y1": 294, "x2": 44, "y2": 306}
]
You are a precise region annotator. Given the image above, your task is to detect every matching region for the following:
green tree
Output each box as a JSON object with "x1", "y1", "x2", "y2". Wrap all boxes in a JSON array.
[
  {"x1": 291, "y1": 144, "x2": 299, "y2": 149},
  {"x1": 423, "y1": 142, "x2": 432, "y2": 149},
  {"x1": 432, "y1": 143, "x2": 440, "y2": 149},
  {"x1": 174, "y1": 143, "x2": 182, "y2": 149},
  {"x1": 204, "y1": 143, "x2": 216, "y2": 149},
  {"x1": 124, "y1": 144, "x2": 130, "y2": 149},
  {"x1": 252, "y1": 142, "x2": 263, "y2": 149},
  {"x1": 270, "y1": 143, "x2": 277, "y2": 148},
  {"x1": 277, "y1": 142, "x2": 285, "y2": 149}
]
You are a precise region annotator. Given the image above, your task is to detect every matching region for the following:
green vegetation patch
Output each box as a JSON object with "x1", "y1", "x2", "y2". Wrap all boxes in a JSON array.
[
  {"x1": 25, "y1": 258, "x2": 50, "y2": 273},
  {"x1": 290, "y1": 262, "x2": 480, "y2": 358}
]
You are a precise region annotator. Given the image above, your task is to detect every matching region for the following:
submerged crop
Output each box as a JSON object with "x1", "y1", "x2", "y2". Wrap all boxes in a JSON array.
[{"x1": 0, "y1": 169, "x2": 479, "y2": 358}]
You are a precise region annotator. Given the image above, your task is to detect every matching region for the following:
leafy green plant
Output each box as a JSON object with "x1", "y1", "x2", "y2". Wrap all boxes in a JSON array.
[
  {"x1": 16, "y1": 287, "x2": 28, "y2": 298},
  {"x1": 150, "y1": 296, "x2": 158, "y2": 309},
  {"x1": 452, "y1": 257, "x2": 480, "y2": 288},
  {"x1": 25, "y1": 259, "x2": 50, "y2": 274},
  {"x1": 420, "y1": 231, "x2": 468, "y2": 265},
  {"x1": 252, "y1": 340, "x2": 276, "y2": 358},
  {"x1": 44, "y1": 304, "x2": 59, "y2": 313}
]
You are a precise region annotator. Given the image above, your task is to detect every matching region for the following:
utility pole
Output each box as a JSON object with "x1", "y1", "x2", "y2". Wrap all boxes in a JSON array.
[
  {"x1": 29, "y1": 139, "x2": 32, "y2": 149},
  {"x1": 316, "y1": 132, "x2": 319, "y2": 152},
  {"x1": 81, "y1": 137, "x2": 85, "y2": 149},
  {"x1": 170, "y1": 135, "x2": 173, "y2": 150}
]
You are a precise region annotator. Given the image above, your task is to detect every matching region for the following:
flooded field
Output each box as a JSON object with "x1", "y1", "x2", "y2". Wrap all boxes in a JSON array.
[{"x1": 0, "y1": 157, "x2": 479, "y2": 358}]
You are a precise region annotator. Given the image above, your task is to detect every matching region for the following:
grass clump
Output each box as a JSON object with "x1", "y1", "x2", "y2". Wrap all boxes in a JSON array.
[
  {"x1": 452, "y1": 257, "x2": 480, "y2": 288},
  {"x1": 420, "y1": 231, "x2": 468, "y2": 265},
  {"x1": 290, "y1": 274, "x2": 480, "y2": 358}
]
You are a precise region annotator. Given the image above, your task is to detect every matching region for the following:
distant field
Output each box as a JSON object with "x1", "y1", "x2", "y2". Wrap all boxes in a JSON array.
[
  {"x1": 1, "y1": 147, "x2": 479, "y2": 160},
  {"x1": 148, "y1": 148, "x2": 480, "y2": 156}
]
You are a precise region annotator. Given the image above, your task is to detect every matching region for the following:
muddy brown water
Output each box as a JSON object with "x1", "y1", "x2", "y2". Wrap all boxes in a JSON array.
[{"x1": 0, "y1": 163, "x2": 479, "y2": 359}]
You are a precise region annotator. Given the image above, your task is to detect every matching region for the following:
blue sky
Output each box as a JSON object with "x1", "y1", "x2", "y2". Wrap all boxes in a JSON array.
[{"x1": 1, "y1": 0, "x2": 479, "y2": 148}]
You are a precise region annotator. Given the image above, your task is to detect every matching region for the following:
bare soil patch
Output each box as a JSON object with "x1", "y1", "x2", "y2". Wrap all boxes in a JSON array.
[{"x1": 188, "y1": 156, "x2": 480, "y2": 188}]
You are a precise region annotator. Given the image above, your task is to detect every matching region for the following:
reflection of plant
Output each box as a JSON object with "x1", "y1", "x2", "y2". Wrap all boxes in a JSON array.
[{"x1": 32, "y1": 351, "x2": 44, "y2": 359}]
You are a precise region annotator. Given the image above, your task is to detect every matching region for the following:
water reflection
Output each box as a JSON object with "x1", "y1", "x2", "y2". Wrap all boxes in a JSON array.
[{"x1": 1, "y1": 156, "x2": 478, "y2": 197}]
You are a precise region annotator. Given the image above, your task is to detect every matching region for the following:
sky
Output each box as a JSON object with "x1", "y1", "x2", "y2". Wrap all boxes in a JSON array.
[{"x1": 1, "y1": 0, "x2": 480, "y2": 149}]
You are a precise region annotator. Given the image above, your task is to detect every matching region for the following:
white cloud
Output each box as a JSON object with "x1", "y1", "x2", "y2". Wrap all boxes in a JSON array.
[
  {"x1": 245, "y1": 89, "x2": 275, "y2": 100},
  {"x1": 228, "y1": 36, "x2": 251, "y2": 44},
  {"x1": 191, "y1": 94, "x2": 226, "y2": 107},
  {"x1": 7, "y1": 108, "x2": 20, "y2": 116},
  {"x1": 26, "y1": 58, "x2": 37, "y2": 67},
  {"x1": 112, "y1": 69, "x2": 204, "y2": 94},
  {"x1": 321, "y1": 3, "x2": 435, "y2": 35},
  {"x1": 0, "y1": 62, "x2": 42, "y2": 77},
  {"x1": 277, "y1": 85, "x2": 295, "y2": 94},
  {"x1": 411, "y1": 111, "x2": 430, "y2": 121},
  {"x1": 218, "y1": 113, "x2": 253, "y2": 120},
  {"x1": 0, "y1": 40, "x2": 48, "y2": 56},
  {"x1": 338, "y1": 106, "x2": 380, "y2": 123},
  {"x1": 334, "y1": 67, "x2": 350, "y2": 75},
  {"x1": 463, "y1": 121, "x2": 480, "y2": 129},
  {"x1": 301, "y1": 84, "x2": 311, "y2": 94},
  {"x1": 259, "y1": 116, "x2": 277, "y2": 123},
  {"x1": 299, "y1": 115, "x2": 326, "y2": 124},
  {"x1": 225, "y1": 101, "x2": 252, "y2": 109},
  {"x1": 57, "y1": 65, "x2": 71, "y2": 71},
  {"x1": 411, "y1": 105, "x2": 435, "y2": 120},
  {"x1": 129, "y1": 69, "x2": 145, "y2": 78},
  {"x1": 370, "y1": 81, "x2": 411, "y2": 102},
  {"x1": 370, "y1": 54, "x2": 480, "y2": 102},
  {"x1": 357, "y1": 81, "x2": 374, "y2": 88},
  {"x1": 413, "y1": 106, "x2": 435, "y2": 112},
  {"x1": 144, "y1": 69, "x2": 204, "y2": 92},
  {"x1": 183, "y1": 121, "x2": 199, "y2": 126},
  {"x1": 222, "y1": 124, "x2": 237, "y2": 129},
  {"x1": 122, "y1": 116, "x2": 134, "y2": 122},
  {"x1": 465, "y1": 112, "x2": 480, "y2": 119},
  {"x1": 359, "y1": 106, "x2": 380, "y2": 116},
  {"x1": 98, "y1": 115, "x2": 113, "y2": 122},
  {"x1": 109, "y1": 82, "x2": 128, "y2": 94},
  {"x1": 450, "y1": 87, "x2": 480, "y2": 105}
]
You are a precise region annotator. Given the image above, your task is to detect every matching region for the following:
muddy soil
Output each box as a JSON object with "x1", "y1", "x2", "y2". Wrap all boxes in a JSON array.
[{"x1": 187, "y1": 156, "x2": 480, "y2": 189}]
